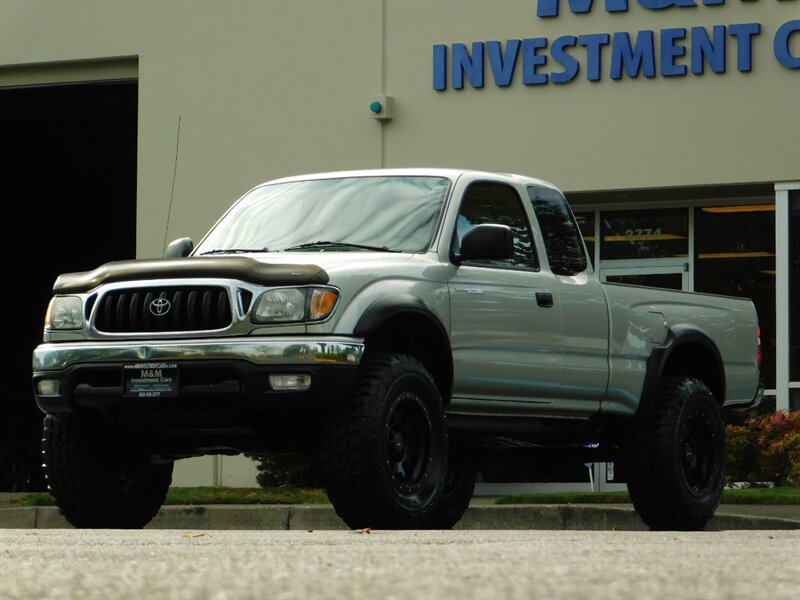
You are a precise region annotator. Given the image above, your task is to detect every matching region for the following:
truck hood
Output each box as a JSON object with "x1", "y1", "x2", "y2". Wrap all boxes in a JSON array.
[{"x1": 52, "y1": 252, "x2": 413, "y2": 293}]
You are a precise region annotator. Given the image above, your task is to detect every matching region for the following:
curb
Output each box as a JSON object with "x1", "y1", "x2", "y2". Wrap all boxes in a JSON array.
[{"x1": 2, "y1": 504, "x2": 799, "y2": 531}]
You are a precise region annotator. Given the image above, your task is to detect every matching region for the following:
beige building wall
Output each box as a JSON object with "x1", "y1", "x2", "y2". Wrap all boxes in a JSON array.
[
  {"x1": 383, "y1": 1, "x2": 800, "y2": 190},
  {"x1": 1, "y1": 0, "x2": 384, "y2": 259},
  {"x1": 2, "y1": 1, "x2": 797, "y2": 257},
  {"x1": 174, "y1": 455, "x2": 259, "y2": 488},
  {"x1": 2, "y1": 0, "x2": 798, "y2": 487}
]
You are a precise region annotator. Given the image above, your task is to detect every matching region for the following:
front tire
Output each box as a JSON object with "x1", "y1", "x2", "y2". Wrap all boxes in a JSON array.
[
  {"x1": 626, "y1": 376, "x2": 725, "y2": 531},
  {"x1": 319, "y1": 353, "x2": 448, "y2": 529},
  {"x1": 422, "y1": 437, "x2": 477, "y2": 529},
  {"x1": 42, "y1": 414, "x2": 173, "y2": 529}
]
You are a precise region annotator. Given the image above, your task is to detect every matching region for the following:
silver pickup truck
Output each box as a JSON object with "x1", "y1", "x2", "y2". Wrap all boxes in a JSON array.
[{"x1": 32, "y1": 169, "x2": 763, "y2": 531}]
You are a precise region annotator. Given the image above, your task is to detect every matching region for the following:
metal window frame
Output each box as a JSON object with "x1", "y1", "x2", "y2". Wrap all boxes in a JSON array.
[{"x1": 775, "y1": 182, "x2": 800, "y2": 411}]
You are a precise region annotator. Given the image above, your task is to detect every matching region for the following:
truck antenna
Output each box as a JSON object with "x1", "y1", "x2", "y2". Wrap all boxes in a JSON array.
[{"x1": 163, "y1": 115, "x2": 181, "y2": 255}]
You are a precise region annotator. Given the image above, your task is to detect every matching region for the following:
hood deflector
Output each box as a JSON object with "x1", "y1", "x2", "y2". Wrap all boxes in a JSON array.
[{"x1": 53, "y1": 257, "x2": 329, "y2": 293}]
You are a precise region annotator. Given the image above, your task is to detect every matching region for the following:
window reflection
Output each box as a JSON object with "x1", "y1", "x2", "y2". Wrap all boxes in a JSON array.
[
  {"x1": 574, "y1": 212, "x2": 595, "y2": 268},
  {"x1": 694, "y1": 203, "x2": 776, "y2": 389},
  {"x1": 606, "y1": 273, "x2": 683, "y2": 289},
  {"x1": 789, "y1": 192, "x2": 799, "y2": 381},
  {"x1": 601, "y1": 209, "x2": 688, "y2": 260},
  {"x1": 455, "y1": 182, "x2": 537, "y2": 270},
  {"x1": 527, "y1": 186, "x2": 587, "y2": 276},
  {"x1": 195, "y1": 176, "x2": 450, "y2": 254}
]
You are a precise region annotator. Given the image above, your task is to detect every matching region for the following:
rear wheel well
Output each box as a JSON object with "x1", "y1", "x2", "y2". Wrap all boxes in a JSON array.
[
  {"x1": 362, "y1": 313, "x2": 453, "y2": 405},
  {"x1": 661, "y1": 342, "x2": 724, "y2": 405}
]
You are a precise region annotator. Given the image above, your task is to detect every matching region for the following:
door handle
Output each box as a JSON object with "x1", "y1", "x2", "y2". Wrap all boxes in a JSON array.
[{"x1": 536, "y1": 292, "x2": 553, "y2": 307}]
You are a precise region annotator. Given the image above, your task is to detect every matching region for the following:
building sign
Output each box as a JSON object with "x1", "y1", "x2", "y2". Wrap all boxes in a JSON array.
[{"x1": 433, "y1": 1, "x2": 800, "y2": 90}]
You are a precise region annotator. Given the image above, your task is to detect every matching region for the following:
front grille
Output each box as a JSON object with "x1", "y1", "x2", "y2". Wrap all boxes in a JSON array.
[{"x1": 94, "y1": 286, "x2": 232, "y2": 333}]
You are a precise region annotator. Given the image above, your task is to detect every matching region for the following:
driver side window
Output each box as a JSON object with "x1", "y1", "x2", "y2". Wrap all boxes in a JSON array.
[{"x1": 454, "y1": 182, "x2": 538, "y2": 271}]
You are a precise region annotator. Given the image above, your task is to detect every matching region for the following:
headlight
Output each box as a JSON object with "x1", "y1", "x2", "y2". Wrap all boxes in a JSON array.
[
  {"x1": 46, "y1": 296, "x2": 83, "y2": 330},
  {"x1": 252, "y1": 287, "x2": 339, "y2": 324}
]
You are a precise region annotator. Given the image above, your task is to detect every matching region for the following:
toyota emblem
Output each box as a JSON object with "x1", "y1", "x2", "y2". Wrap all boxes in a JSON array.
[{"x1": 149, "y1": 297, "x2": 171, "y2": 316}]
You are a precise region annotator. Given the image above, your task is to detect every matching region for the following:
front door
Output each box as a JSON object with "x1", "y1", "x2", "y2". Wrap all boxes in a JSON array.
[{"x1": 448, "y1": 181, "x2": 563, "y2": 410}]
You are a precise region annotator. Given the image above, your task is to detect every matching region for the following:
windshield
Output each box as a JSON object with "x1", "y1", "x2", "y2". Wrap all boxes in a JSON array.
[{"x1": 194, "y1": 176, "x2": 451, "y2": 254}]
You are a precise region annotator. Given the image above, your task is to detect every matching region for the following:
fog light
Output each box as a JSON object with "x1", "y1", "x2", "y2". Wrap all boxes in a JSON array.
[
  {"x1": 37, "y1": 379, "x2": 59, "y2": 396},
  {"x1": 269, "y1": 374, "x2": 311, "y2": 391}
]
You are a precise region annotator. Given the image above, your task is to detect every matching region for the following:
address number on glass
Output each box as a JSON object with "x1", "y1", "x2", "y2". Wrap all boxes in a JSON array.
[
  {"x1": 123, "y1": 362, "x2": 179, "y2": 398},
  {"x1": 625, "y1": 228, "x2": 662, "y2": 242}
]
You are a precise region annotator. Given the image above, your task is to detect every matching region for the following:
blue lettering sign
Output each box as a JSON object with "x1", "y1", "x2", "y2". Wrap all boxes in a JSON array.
[
  {"x1": 453, "y1": 42, "x2": 485, "y2": 89},
  {"x1": 433, "y1": 45, "x2": 447, "y2": 90},
  {"x1": 537, "y1": 0, "x2": 628, "y2": 18},
  {"x1": 488, "y1": 40, "x2": 522, "y2": 86},
  {"x1": 729, "y1": 23, "x2": 761, "y2": 72},
  {"x1": 537, "y1": 0, "x2": 726, "y2": 18},
  {"x1": 691, "y1": 26, "x2": 726, "y2": 74},
  {"x1": 661, "y1": 28, "x2": 688, "y2": 76},
  {"x1": 774, "y1": 20, "x2": 800, "y2": 69},
  {"x1": 639, "y1": 0, "x2": 697, "y2": 9},
  {"x1": 432, "y1": 1, "x2": 791, "y2": 91},
  {"x1": 610, "y1": 31, "x2": 656, "y2": 79},
  {"x1": 523, "y1": 38, "x2": 549, "y2": 85},
  {"x1": 551, "y1": 36, "x2": 580, "y2": 83},
  {"x1": 579, "y1": 33, "x2": 611, "y2": 81}
]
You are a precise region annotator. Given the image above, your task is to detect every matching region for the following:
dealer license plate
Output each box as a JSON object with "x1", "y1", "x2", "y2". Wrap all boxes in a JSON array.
[{"x1": 123, "y1": 362, "x2": 179, "y2": 398}]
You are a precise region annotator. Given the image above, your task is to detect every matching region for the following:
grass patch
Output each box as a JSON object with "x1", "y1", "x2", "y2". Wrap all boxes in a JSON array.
[
  {"x1": 495, "y1": 486, "x2": 800, "y2": 505},
  {"x1": 0, "y1": 493, "x2": 55, "y2": 508},
  {"x1": 164, "y1": 486, "x2": 329, "y2": 505},
  {"x1": 721, "y1": 486, "x2": 800, "y2": 505},
  {"x1": 4, "y1": 485, "x2": 797, "y2": 509},
  {"x1": 0, "y1": 486, "x2": 329, "y2": 509},
  {"x1": 496, "y1": 491, "x2": 631, "y2": 505}
]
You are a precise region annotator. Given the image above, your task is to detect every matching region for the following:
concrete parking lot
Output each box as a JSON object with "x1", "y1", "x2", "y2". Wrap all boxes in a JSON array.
[{"x1": 1, "y1": 529, "x2": 798, "y2": 600}]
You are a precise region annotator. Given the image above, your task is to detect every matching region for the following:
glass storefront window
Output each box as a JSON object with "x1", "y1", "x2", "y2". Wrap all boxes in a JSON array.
[
  {"x1": 601, "y1": 209, "x2": 688, "y2": 260},
  {"x1": 694, "y1": 204, "x2": 776, "y2": 389},
  {"x1": 574, "y1": 212, "x2": 595, "y2": 268},
  {"x1": 790, "y1": 191, "x2": 799, "y2": 381},
  {"x1": 605, "y1": 273, "x2": 683, "y2": 289}
]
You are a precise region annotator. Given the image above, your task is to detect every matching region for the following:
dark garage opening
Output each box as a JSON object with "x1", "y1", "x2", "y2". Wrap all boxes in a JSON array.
[{"x1": 0, "y1": 80, "x2": 137, "y2": 490}]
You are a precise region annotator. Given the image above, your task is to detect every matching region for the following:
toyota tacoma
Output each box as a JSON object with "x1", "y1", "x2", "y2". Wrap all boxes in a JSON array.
[{"x1": 32, "y1": 169, "x2": 763, "y2": 530}]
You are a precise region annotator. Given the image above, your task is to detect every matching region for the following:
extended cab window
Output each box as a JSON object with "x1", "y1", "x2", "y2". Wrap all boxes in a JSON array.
[
  {"x1": 454, "y1": 182, "x2": 538, "y2": 270},
  {"x1": 527, "y1": 185, "x2": 587, "y2": 276}
]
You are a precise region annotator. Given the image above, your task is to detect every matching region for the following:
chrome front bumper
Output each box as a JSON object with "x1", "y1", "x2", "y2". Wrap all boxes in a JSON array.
[
  {"x1": 33, "y1": 337, "x2": 365, "y2": 371},
  {"x1": 32, "y1": 337, "x2": 366, "y2": 415}
]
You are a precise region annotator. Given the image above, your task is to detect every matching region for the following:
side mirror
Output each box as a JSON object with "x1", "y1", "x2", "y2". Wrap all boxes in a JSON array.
[
  {"x1": 457, "y1": 224, "x2": 513, "y2": 263},
  {"x1": 164, "y1": 237, "x2": 194, "y2": 258}
]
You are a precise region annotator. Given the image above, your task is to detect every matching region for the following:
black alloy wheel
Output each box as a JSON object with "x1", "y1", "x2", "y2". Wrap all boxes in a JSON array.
[
  {"x1": 386, "y1": 392, "x2": 435, "y2": 501},
  {"x1": 681, "y1": 408, "x2": 716, "y2": 494},
  {"x1": 626, "y1": 376, "x2": 726, "y2": 531},
  {"x1": 320, "y1": 353, "x2": 448, "y2": 529}
]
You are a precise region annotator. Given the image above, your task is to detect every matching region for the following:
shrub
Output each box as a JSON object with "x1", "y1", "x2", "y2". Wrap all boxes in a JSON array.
[
  {"x1": 725, "y1": 423, "x2": 761, "y2": 484},
  {"x1": 249, "y1": 452, "x2": 321, "y2": 488},
  {"x1": 757, "y1": 410, "x2": 800, "y2": 485},
  {"x1": 725, "y1": 410, "x2": 800, "y2": 486}
]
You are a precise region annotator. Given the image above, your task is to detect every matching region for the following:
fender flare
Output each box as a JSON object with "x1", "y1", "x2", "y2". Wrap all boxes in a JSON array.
[
  {"x1": 353, "y1": 294, "x2": 449, "y2": 340},
  {"x1": 353, "y1": 294, "x2": 453, "y2": 399},
  {"x1": 635, "y1": 325, "x2": 726, "y2": 420}
]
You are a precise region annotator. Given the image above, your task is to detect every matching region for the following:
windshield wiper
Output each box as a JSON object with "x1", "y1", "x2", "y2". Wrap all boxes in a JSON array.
[
  {"x1": 197, "y1": 248, "x2": 270, "y2": 256},
  {"x1": 283, "y1": 241, "x2": 400, "y2": 252}
]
